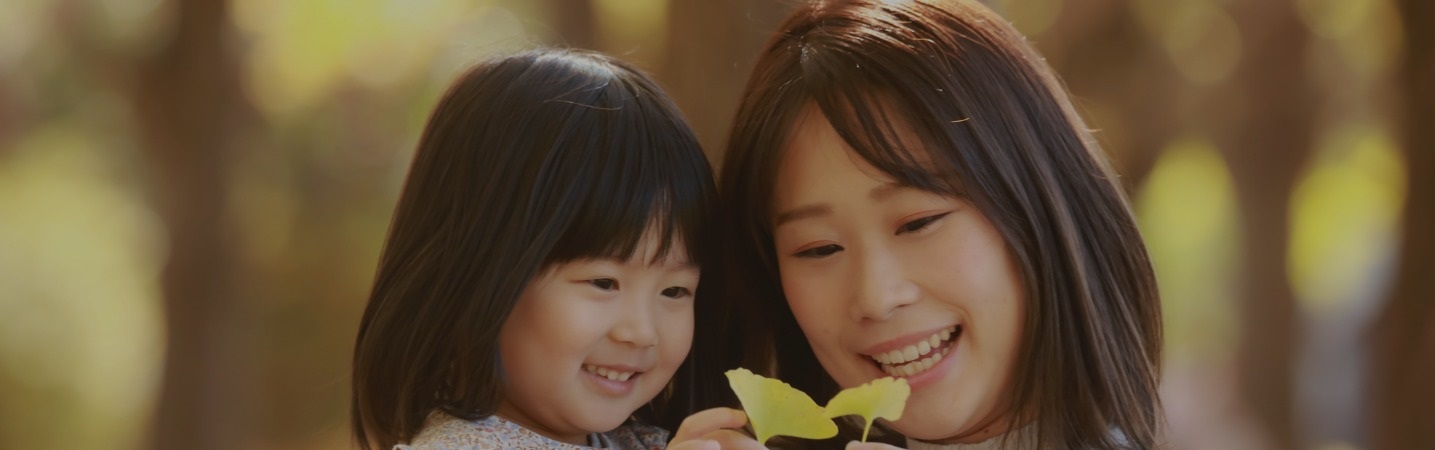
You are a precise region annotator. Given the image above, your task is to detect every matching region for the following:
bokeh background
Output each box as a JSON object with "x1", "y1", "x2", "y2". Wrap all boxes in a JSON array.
[{"x1": 0, "y1": 0, "x2": 1430, "y2": 449}]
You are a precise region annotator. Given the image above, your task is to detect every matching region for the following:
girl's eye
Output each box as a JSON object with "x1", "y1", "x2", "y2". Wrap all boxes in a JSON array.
[
  {"x1": 589, "y1": 278, "x2": 619, "y2": 291},
  {"x1": 794, "y1": 244, "x2": 844, "y2": 259},
  {"x1": 660, "y1": 286, "x2": 693, "y2": 299},
  {"x1": 896, "y1": 212, "x2": 951, "y2": 235}
]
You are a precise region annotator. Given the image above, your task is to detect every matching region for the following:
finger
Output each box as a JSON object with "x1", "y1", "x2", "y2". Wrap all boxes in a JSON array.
[
  {"x1": 667, "y1": 439, "x2": 720, "y2": 450},
  {"x1": 845, "y1": 441, "x2": 906, "y2": 450},
  {"x1": 672, "y1": 407, "x2": 749, "y2": 443}
]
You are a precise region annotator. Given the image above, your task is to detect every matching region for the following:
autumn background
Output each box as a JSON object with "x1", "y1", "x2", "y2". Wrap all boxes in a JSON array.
[{"x1": 0, "y1": 0, "x2": 1430, "y2": 449}]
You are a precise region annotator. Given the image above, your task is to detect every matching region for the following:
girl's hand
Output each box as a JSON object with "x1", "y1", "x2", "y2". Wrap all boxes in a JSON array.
[
  {"x1": 845, "y1": 442, "x2": 906, "y2": 450},
  {"x1": 669, "y1": 408, "x2": 766, "y2": 450}
]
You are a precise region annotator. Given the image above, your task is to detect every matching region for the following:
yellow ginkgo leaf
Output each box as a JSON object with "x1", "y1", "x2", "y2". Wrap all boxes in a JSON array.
[
  {"x1": 725, "y1": 368, "x2": 839, "y2": 444},
  {"x1": 822, "y1": 377, "x2": 910, "y2": 442}
]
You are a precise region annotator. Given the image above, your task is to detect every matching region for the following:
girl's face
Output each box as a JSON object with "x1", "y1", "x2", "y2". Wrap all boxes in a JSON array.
[
  {"x1": 496, "y1": 231, "x2": 698, "y2": 444},
  {"x1": 770, "y1": 107, "x2": 1025, "y2": 442}
]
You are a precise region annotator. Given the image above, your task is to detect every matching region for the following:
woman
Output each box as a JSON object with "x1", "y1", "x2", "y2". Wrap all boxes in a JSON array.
[{"x1": 682, "y1": 0, "x2": 1164, "y2": 448}]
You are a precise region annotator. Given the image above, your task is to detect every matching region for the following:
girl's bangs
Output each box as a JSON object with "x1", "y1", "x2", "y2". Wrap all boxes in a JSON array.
[{"x1": 541, "y1": 78, "x2": 711, "y2": 268}]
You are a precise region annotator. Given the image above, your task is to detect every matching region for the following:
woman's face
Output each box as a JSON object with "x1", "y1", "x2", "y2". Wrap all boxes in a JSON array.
[{"x1": 770, "y1": 106, "x2": 1026, "y2": 442}]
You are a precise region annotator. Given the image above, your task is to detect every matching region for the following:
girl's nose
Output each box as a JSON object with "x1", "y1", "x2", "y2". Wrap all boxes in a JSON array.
[{"x1": 610, "y1": 296, "x2": 659, "y2": 348}]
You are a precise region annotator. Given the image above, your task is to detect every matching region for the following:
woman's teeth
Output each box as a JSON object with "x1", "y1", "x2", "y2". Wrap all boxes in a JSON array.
[
  {"x1": 582, "y1": 364, "x2": 635, "y2": 382},
  {"x1": 872, "y1": 326, "x2": 958, "y2": 377}
]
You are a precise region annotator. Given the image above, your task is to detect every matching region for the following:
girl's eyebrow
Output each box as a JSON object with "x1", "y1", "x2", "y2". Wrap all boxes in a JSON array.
[
  {"x1": 665, "y1": 261, "x2": 700, "y2": 272},
  {"x1": 589, "y1": 255, "x2": 697, "y2": 270}
]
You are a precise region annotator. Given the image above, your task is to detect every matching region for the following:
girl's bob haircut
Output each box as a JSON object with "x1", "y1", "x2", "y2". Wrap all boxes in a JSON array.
[{"x1": 352, "y1": 48, "x2": 717, "y2": 450}]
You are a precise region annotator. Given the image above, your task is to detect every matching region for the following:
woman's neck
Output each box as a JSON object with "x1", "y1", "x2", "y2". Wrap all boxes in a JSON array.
[
  {"x1": 908, "y1": 421, "x2": 1036, "y2": 450},
  {"x1": 917, "y1": 413, "x2": 1033, "y2": 446}
]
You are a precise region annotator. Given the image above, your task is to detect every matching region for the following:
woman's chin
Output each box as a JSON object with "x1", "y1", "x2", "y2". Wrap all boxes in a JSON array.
[{"x1": 888, "y1": 415, "x2": 997, "y2": 444}]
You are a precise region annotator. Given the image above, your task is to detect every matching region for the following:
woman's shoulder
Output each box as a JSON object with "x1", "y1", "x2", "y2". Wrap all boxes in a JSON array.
[{"x1": 395, "y1": 412, "x2": 590, "y2": 450}]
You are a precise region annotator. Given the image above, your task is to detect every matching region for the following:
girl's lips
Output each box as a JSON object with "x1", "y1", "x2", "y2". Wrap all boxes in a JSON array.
[
  {"x1": 581, "y1": 363, "x2": 644, "y2": 381},
  {"x1": 581, "y1": 367, "x2": 639, "y2": 396}
]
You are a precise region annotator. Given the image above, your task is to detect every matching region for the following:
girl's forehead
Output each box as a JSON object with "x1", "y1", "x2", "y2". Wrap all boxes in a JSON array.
[{"x1": 626, "y1": 227, "x2": 695, "y2": 266}]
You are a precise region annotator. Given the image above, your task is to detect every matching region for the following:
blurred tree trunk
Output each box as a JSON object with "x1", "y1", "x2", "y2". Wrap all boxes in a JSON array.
[
  {"x1": 1039, "y1": 0, "x2": 1179, "y2": 193},
  {"x1": 661, "y1": 0, "x2": 787, "y2": 162},
  {"x1": 1211, "y1": 1, "x2": 1315, "y2": 449},
  {"x1": 1369, "y1": 0, "x2": 1435, "y2": 448},
  {"x1": 132, "y1": 0, "x2": 254, "y2": 448},
  {"x1": 650, "y1": 0, "x2": 788, "y2": 427},
  {"x1": 545, "y1": 0, "x2": 597, "y2": 49}
]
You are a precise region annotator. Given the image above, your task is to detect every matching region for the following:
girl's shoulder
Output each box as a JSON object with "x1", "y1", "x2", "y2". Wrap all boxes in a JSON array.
[
  {"x1": 394, "y1": 411, "x2": 670, "y2": 450},
  {"x1": 396, "y1": 412, "x2": 585, "y2": 450},
  {"x1": 600, "y1": 419, "x2": 669, "y2": 450}
]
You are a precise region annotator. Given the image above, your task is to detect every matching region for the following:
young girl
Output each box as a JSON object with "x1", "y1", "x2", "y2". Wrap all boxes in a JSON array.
[
  {"x1": 351, "y1": 49, "x2": 746, "y2": 450},
  {"x1": 693, "y1": 0, "x2": 1164, "y2": 448}
]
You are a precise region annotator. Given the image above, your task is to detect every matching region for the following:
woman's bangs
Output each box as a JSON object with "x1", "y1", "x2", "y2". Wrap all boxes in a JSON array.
[{"x1": 809, "y1": 78, "x2": 966, "y2": 198}]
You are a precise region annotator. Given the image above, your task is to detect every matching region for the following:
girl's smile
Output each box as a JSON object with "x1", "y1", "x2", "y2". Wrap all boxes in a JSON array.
[
  {"x1": 580, "y1": 363, "x2": 646, "y2": 396},
  {"x1": 496, "y1": 231, "x2": 698, "y2": 444}
]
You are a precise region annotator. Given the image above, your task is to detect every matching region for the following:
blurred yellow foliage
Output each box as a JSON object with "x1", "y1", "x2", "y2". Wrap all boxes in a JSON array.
[
  {"x1": 1137, "y1": 137, "x2": 1240, "y2": 362},
  {"x1": 232, "y1": 0, "x2": 494, "y2": 118},
  {"x1": 1288, "y1": 125, "x2": 1405, "y2": 316},
  {"x1": 1132, "y1": 0, "x2": 1242, "y2": 85},
  {"x1": 0, "y1": 124, "x2": 165, "y2": 450}
]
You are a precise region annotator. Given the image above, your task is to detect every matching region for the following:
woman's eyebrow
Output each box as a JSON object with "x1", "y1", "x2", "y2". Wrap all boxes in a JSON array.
[
  {"x1": 773, "y1": 204, "x2": 831, "y2": 228},
  {"x1": 774, "y1": 182, "x2": 909, "y2": 227},
  {"x1": 869, "y1": 181, "x2": 905, "y2": 200}
]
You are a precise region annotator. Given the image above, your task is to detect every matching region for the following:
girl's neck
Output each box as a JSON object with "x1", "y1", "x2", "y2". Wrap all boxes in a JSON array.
[{"x1": 493, "y1": 399, "x2": 589, "y2": 446}]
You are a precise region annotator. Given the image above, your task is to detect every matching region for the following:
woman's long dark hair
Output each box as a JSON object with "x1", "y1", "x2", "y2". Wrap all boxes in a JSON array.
[
  {"x1": 687, "y1": 0, "x2": 1164, "y2": 448},
  {"x1": 351, "y1": 48, "x2": 717, "y2": 450}
]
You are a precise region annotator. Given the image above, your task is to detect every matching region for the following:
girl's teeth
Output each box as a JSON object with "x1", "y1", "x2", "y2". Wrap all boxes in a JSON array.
[{"x1": 583, "y1": 365, "x2": 636, "y2": 381}]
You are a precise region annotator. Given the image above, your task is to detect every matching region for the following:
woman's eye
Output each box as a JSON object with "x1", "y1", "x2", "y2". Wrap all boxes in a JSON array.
[
  {"x1": 794, "y1": 244, "x2": 844, "y2": 259},
  {"x1": 896, "y1": 212, "x2": 951, "y2": 235},
  {"x1": 660, "y1": 286, "x2": 693, "y2": 299},
  {"x1": 589, "y1": 278, "x2": 619, "y2": 290}
]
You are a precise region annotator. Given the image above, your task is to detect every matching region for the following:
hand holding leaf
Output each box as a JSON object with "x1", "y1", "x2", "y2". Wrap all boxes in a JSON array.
[
  {"x1": 724, "y1": 368, "x2": 839, "y2": 444},
  {"x1": 725, "y1": 368, "x2": 911, "y2": 444}
]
